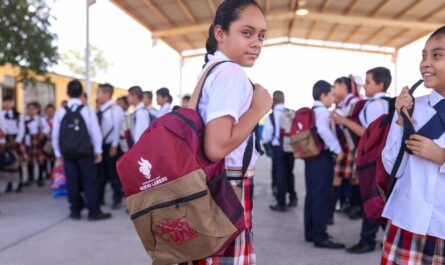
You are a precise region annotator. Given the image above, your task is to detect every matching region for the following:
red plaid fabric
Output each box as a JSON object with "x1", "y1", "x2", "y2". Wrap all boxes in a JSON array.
[
  {"x1": 381, "y1": 221, "x2": 445, "y2": 265},
  {"x1": 180, "y1": 167, "x2": 256, "y2": 265},
  {"x1": 334, "y1": 146, "x2": 356, "y2": 179}
]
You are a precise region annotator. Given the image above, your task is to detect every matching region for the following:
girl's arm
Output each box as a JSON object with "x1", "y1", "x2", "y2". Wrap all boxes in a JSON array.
[{"x1": 204, "y1": 84, "x2": 272, "y2": 162}]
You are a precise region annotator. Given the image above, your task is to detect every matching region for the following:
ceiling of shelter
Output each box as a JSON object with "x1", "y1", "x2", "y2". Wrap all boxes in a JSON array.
[{"x1": 110, "y1": 0, "x2": 445, "y2": 57}]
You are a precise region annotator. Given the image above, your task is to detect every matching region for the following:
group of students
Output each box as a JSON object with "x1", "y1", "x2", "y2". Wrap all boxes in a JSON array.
[
  {"x1": 261, "y1": 66, "x2": 392, "y2": 252},
  {"x1": 0, "y1": 80, "x2": 188, "y2": 220},
  {"x1": 261, "y1": 26, "x2": 445, "y2": 264}
]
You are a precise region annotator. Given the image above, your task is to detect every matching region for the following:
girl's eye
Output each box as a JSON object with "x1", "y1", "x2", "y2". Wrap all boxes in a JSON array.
[
  {"x1": 242, "y1": 31, "x2": 252, "y2": 37},
  {"x1": 433, "y1": 53, "x2": 442, "y2": 59},
  {"x1": 258, "y1": 33, "x2": 265, "y2": 40}
]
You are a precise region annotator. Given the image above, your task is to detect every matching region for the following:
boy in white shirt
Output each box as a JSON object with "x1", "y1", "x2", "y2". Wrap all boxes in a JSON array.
[
  {"x1": 52, "y1": 80, "x2": 111, "y2": 221},
  {"x1": 96, "y1": 83, "x2": 124, "y2": 209},
  {"x1": 128, "y1": 86, "x2": 150, "y2": 142},
  {"x1": 305, "y1": 80, "x2": 345, "y2": 249}
]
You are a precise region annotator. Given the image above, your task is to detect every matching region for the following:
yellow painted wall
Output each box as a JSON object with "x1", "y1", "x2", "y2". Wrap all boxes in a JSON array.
[{"x1": 0, "y1": 64, "x2": 128, "y2": 111}]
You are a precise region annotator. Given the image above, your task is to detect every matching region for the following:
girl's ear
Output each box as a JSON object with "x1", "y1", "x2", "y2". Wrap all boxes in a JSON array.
[{"x1": 214, "y1": 25, "x2": 224, "y2": 43}]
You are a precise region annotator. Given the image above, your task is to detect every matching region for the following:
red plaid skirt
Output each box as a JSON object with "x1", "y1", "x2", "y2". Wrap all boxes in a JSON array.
[
  {"x1": 334, "y1": 146, "x2": 356, "y2": 179},
  {"x1": 381, "y1": 222, "x2": 445, "y2": 265},
  {"x1": 180, "y1": 168, "x2": 256, "y2": 265}
]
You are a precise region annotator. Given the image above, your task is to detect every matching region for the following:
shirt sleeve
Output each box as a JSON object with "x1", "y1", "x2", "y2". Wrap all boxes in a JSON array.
[
  {"x1": 134, "y1": 110, "x2": 149, "y2": 142},
  {"x1": 363, "y1": 100, "x2": 387, "y2": 127},
  {"x1": 112, "y1": 106, "x2": 124, "y2": 148},
  {"x1": 262, "y1": 115, "x2": 273, "y2": 143},
  {"x1": 52, "y1": 110, "x2": 62, "y2": 158},
  {"x1": 315, "y1": 108, "x2": 342, "y2": 154},
  {"x1": 15, "y1": 115, "x2": 25, "y2": 143},
  {"x1": 87, "y1": 107, "x2": 103, "y2": 155},
  {"x1": 205, "y1": 66, "x2": 248, "y2": 124},
  {"x1": 40, "y1": 117, "x2": 50, "y2": 135},
  {"x1": 382, "y1": 112, "x2": 408, "y2": 178}
]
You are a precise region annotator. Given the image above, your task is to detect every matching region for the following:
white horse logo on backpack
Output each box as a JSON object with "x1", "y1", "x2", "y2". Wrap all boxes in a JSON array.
[{"x1": 138, "y1": 158, "x2": 152, "y2": 179}]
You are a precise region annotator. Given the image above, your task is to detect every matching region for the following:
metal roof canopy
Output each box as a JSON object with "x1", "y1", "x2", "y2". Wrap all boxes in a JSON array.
[{"x1": 109, "y1": 0, "x2": 445, "y2": 58}]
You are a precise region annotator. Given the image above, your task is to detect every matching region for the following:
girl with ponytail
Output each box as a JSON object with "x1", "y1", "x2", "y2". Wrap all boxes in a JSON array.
[{"x1": 182, "y1": 1, "x2": 271, "y2": 264}]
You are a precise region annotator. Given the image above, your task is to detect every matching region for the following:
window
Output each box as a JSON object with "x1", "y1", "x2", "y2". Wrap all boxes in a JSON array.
[{"x1": 22, "y1": 80, "x2": 55, "y2": 112}]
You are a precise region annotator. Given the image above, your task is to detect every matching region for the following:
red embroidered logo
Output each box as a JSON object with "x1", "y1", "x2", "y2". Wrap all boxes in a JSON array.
[{"x1": 156, "y1": 219, "x2": 199, "y2": 244}]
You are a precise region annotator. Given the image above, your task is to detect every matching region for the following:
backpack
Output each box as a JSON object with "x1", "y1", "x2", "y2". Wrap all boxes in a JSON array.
[
  {"x1": 0, "y1": 149, "x2": 17, "y2": 168},
  {"x1": 356, "y1": 80, "x2": 423, "y2": 224},
  {"x1": 59, "y1": 105, "x2": 93, "y2": 158},
  {"x1": 116, "y1": 61, "x2": 260, "y2": 265},
  {"x1": 280, "y1": 108, "x2": 296, "y2": 153},
  {"x1": 289, "y1": 107, "x2": 325, "y2": 159}
]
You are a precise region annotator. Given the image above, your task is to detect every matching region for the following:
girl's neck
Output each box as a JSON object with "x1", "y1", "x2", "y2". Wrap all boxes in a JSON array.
[{"x1": 435, "y1": 87, "x2": 445, "y2": 98}]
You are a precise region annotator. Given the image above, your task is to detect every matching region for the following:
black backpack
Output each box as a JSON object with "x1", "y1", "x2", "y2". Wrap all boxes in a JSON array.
[{"x1": 59, "y1": 105, "x2": 93, "y2": 158}]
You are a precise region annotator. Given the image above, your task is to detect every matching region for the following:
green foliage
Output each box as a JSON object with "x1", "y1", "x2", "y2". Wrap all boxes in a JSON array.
[
  {"x1": 61, "y1": 45, "x2": 111, "y2": 78},
  {"x1": 0, "y1": 0, "x2": 59, "y2": 75}
]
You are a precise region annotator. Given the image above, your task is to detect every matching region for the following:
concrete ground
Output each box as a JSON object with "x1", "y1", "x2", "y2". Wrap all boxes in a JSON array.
[{"x1": 0, "y1": 157, "x2": 383, "y2": 265}]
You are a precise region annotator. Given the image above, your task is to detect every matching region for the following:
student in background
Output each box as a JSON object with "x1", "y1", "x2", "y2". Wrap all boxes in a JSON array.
[
  {"x1": 52, "y1": 80, "x2": 111, "y2": 221},
  {"x1": 262, "y1": 90, "x2": 297, "y2": 212},
  {"x1": 305, "y1": 80, "x2": 345, "y2": 249},
  {"x1": 333, "y1": 67, "x2": 392, "y2": 254},
  {"x1": 96, "y1": 83, "x2": 124, "y2": 209},
  {"x1": 155, "y1": 87, "x2": 173, "y2": 118},
  {"x1": 128, "y1": 86, "x2": 150, "y2": 142},
  {"x1": 181, "y1": 95, "x2": 191, "y2": 108},
  {"x1": 16, "y1": 102, "x2": 50, "y2": 187}
]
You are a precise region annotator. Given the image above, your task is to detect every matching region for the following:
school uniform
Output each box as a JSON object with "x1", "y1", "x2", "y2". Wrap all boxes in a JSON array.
[
  {"x1": 1, "y1": 109, "x2": 21, "y2": 143},
  {"x1": 52, "y1": 98, "x2": 104, "y2": 218},
  {"x1": 96, "y1": 99, "x2": 124, "y2": 206},
  {"x1": 155, "y1": 103, "x2": 172, "y2": 118},
  {"x1": 16, "y1": 114, "x2": 50, "y2": 185},
  {"x1": 0, "y1": 110, "x2": 21, "y2": 190},
  {"x1": 305, "y1": 101, "x2": 343, "y2": 246},
  {"x1": 132, "y1": 102, "x2": 150, "y2": 142},
  {"x1": 262, "y1": 103, "x2": 297, "y2": 209},
  {"x1": 180, "y1": 51, "x2": 258, "y2": 264},
  {"x1": 334, "y1": 93, "x2": 360, "y2": 179},
  {"x1": 381, "y1": 90, "x2": 445, "y2": 264},
  {"x1": 345, "y1": 92, "x2": 389, "y2": 253}
]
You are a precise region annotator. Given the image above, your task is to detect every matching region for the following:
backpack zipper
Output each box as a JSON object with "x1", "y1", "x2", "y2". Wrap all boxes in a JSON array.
[{"x1": 130, "y1": 190, "x2": 208, "y2": 220}]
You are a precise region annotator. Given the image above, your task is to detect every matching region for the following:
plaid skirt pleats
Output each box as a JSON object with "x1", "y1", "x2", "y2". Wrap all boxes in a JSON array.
[
  {"x1": 334, "y1": 146, "x2": 356, "y2": 179},
  {"x1": 180, "y1": 168, "x2": 256, "y2": 265},
  {"x1": 381, "y1": 222, "x2": 445, "y2": 265}
]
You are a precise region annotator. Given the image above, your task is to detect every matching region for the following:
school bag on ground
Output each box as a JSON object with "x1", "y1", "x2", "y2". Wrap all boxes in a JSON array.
[
  {"x1": 59, "y1": 105, "x2": 92, "y2": 158},
  {"x1": 289, "y1": 107, "x2": 325, "y2": 159},
  {"x1": 356, "y1": 80, "x2": 423, "y2": 224},
  {"x1": 116, "y1": 61, "x2": 260, "y2": 265}
]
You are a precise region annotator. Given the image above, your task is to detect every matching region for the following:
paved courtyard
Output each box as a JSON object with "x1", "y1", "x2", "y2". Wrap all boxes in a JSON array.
[{"x1": 0, "y1": 157, "x2": 383, "y2": 265}]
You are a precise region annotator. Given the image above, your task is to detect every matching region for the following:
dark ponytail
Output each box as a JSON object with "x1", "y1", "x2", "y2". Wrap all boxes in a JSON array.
[
  {"x1": 334, "y1": 76, "x2": 353, "y2": 94},
  {"x1": 204, "y1": 0, "x2": 263, "y2": 64}
]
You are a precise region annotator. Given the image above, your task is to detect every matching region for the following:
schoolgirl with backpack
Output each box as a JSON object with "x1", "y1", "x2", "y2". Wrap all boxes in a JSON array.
[
  {"x1": 117, "y1": 1, "x2": 271, "y2": 264},
  {"x1": 380, "y1": 26, "x2": 445, "y2": 265}
]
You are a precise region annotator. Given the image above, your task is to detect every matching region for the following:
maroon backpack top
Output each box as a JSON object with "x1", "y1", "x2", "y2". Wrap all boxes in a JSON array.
[
  {"x1": 356, "y1": 80, "x2": 423, "y2": 224},
  {"x1": 289, "y1": 107, "x2": 325, "y2": 160},
  {"x1": 116, "y1": 61, "x2": 259, "y2": 264}
]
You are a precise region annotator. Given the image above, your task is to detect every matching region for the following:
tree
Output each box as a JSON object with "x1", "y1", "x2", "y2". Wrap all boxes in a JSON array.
[
  {"x1": 61, "y1": 45, "x2": 111, "y2": 78},
  {"x1": 0, "y1": 0, "x2": 58, "y2": 75}
]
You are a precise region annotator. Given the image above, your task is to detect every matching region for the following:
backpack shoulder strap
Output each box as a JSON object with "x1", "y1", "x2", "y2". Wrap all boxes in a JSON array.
[{"x1": 188, "y1": 60, "x2": 230, "y2": 112}]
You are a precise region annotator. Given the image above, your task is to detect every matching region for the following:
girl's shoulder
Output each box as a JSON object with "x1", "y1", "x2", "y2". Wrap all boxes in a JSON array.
[{"x1": 207, "y1": 61, "x2": 247, "y2": 81}]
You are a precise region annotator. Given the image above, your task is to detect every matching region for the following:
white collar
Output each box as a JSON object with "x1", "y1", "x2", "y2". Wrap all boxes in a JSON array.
[
  {"x1": 371, "y1": 92, "x2": 387, "y2": 100},
  {"x1": 135, "y1": 102, "x2": 145, "y2": 111},
  {"x1": 67, "y1": 98, "x2": 83, "y2": 107},
  {"x1": 429, "y1": 89, "x2": 445, "y2": 107},
  {"x1": 100, "y1": 100, "x2": 114, "y2": 111},
  {"x1": 208, "y1": 51, "x2": 231, "y2": 63}
]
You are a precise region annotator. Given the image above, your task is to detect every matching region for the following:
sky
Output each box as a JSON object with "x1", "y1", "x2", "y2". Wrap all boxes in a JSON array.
[{"x1": 49, "y1": 0, "x2": 430, "y2": 109}]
